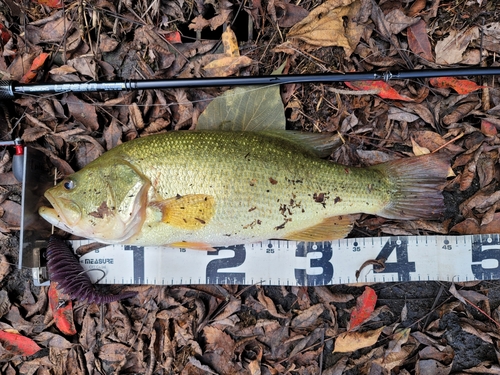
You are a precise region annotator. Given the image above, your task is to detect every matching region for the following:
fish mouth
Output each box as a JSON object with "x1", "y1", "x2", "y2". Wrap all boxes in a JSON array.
[{"x1": 38, "y1": 191, "x2": 82, "y2": 229}]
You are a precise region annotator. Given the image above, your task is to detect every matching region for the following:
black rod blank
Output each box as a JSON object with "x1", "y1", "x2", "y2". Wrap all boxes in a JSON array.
[{"x1": 1, "y1": 67, "x2": 499, "y2": 99}]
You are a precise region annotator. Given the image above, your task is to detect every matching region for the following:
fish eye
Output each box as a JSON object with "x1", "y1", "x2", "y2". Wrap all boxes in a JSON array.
[{"x1": 63, "y1": 180, "x2": 75, "y2": 190}]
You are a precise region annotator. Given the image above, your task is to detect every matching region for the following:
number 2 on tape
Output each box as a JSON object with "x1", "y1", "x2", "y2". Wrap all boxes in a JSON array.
[{"x1": 206, "y1": 246, "x2": 246, "y2": 283}]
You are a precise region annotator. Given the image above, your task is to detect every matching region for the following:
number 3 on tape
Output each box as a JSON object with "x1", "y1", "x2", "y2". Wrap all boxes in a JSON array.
[{"x1": 294, "y1": 242, "x2": 333, "y2": 286}]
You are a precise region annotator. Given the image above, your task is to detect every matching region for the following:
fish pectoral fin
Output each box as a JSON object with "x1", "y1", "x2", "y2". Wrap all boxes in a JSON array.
[
  {"x1": 283, "y1": 214, "x2": 359, "y2": 241},
  {"x1": 149, "y1": 194, "x2": 215, "y2": 230},
  {"x1": 168, "y1": 241, "x2": 216, "y2": 251}
]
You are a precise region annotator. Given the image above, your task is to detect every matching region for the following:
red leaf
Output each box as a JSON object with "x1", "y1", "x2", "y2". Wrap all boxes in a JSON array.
[
  {"x1": 20, "y1": 52, "x2": 50, "y2": 83},
  {"x1": 407, "y1": 19, "x2": 433, "y2": 62},
  {"x1": 345, "y1": 81, "x2": 414, "y2": 102},
  {"x1": 349, "y1": 286, "x2": 377, "y2": 331},
  {"x1": 48, "y1": 282, "x2": 77, "y2": 336},
  {"x1": 429, "y1": 77, "x2": 485, "y2": 95},
  {"x1": 481, "y1": 119, "x2": 498, "y2": 136},
  {"x1": 0, "y1": 24, "x2": 11, "y2": 45},
  {"x1": 32, "y1": 0, "x2": 63, "y2": 8},
  {"x1": 164, "y1": 31, "x2": 182, "y2": 44},
  {"x1": 0, "y1": 330, "x2": 41, "y2": 356}
]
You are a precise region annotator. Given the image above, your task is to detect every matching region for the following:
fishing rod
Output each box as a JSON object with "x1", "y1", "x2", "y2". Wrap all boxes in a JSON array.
[{"x1": 0, "y1": 66, "x2": 499, "y2": 99}]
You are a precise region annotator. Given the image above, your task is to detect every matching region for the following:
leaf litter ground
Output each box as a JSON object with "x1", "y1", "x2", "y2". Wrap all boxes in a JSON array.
[{"x1": 2, "y1": 0, "x2": 500, "y2": 374}]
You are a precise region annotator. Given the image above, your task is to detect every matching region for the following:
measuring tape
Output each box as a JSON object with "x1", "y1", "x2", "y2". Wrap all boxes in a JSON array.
[{"x1": 57, "y1": 234, "x2": 500, "y2": 286}]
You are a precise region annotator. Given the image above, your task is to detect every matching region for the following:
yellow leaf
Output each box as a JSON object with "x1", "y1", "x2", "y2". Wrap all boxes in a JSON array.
[
  {"x1": 286, "y1": 0, "x2": 364, "y2": 56},
  {"x1": 202, "y1": 27, "x2": 254, "y2": 77},
  {"x1": 333, "y1": 327, "x2": 384, "y2": 353},
  {"x1": 203, "y1": 56, "x2": 253, "y2": 77},
  {"x1": 222, "y1": 26, "x2": 240, "y2": 58},
  {"x1": 411, "y1": 137, "x2": 431, "y2": 156}
]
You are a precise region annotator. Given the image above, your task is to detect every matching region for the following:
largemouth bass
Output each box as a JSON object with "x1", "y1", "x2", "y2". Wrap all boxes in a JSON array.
[{"x1": 39, "y1": 131, "x2": 449, "y2": 250}]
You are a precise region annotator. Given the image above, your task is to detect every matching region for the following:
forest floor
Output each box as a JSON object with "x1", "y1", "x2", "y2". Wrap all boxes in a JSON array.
[{"x1": 2, "y1": 0, "x2": 500, "y2": 374}]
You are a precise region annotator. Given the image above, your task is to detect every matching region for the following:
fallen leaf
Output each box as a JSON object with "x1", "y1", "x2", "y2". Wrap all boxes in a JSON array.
[
  {"x1": 0, "y1": 24, "x2": 11, "y2": 45},
  {"x1": 435, "y1": 27, "x2": 479, "y2": 65},
  {"x1": 482, "y1": 22, "x2": 500, "y2": 53},
  {"x1": 20, "y1": 52, "x2": 50, "y2": 83},
  {"x1": 407, "y1": 19, "x2": 433, "y2": 61},
  {"x1": 163, "y1": 31, "x2": 181, "y2": 43},
  {"x1": 33, "y1": 0, "x2": 63, "y2": 8},
  {"x1": 291, "y1": 304, "x2": 324, "y2": 328},
  {"x1": 256, "y1": 289, "x2": 287, "y2": 318},
  {"x1": 407, "y1": 0, "x2": 426, "y2": 17},
  {"x1": 345, "y1": 81, "x2": 414, "y2": 101},
  {"x1": 48, "y1": 282, "x2": 77, "y2": 336},
  {"x1": 34, "y1": 332, "x2": 72, "y2": 350},
  {"x1": 0, "y1": 330, "x2": 41, "y2": 356},
  {"x1": 275, "y1": 1, "x2": 309, "y2": 27},
  {"x1": 334, "y1": 327, "x2": 384, "y2": 353},
  {"x1": 430, "y1": 77, "x2": 485, "y2": 95},
  {"x1": 286, "y1": 0, "x2": 368, "y2": 56},
  {"x1": 0, "y1": 255, "x2": 10, "y2": 284},
  {"x1": 349, "y1": 286, "x2": 377, "y2": 331},
  {"x1": 197, "y1": 63, "x2": 286, "y2": 131},
  {"x1": 411, "y1": 138, "x2": 430, "y2": 156},
  {"x1": 202, "y1": 27, "x2": 253, "y2": 77},
  {"x1": 0, "y1": 201, "x2": 21, "y2": 229},
  {"x1": 63, "y1": 93, "x2": 99, "y2": 131},
  {"x1": 451, "y1": 213, "x2": 500, "y2": 234},
  {"x1": 480, "y1": 119, "x2": 498, "y2": 136}
]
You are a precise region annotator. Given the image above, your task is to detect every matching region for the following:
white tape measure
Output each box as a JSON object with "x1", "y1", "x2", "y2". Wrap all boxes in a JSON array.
[{"x1": 66, "y1": 234, "x2": 500, "y2": 286}]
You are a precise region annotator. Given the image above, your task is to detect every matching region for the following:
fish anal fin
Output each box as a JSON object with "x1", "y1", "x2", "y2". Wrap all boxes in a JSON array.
[
  {"x1": 150, "y1": 194, "x2": 215, "y2": 230},
  {"x1": 283, "y1": 214, "x2": 358, "y2": 242},
  {"x1": 168, "y1": 241, "x2": 216, "y2": 251}
]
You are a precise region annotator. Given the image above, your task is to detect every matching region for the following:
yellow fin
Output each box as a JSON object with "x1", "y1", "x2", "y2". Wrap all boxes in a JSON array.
[
  {"x1": 168, "y1": 241, "x2": 216, "y2": 251},
  {"x1": 150, "y1": 194, "x2": 215, "y2": 230},
  {"x1": 283, "y1": 215, "x2": 357, "y2": 241}
]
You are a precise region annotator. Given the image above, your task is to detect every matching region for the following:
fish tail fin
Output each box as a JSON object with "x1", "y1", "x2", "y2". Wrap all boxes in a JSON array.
[{"x1": 373, "y1": 153, "x2": 449, "y2": 220}]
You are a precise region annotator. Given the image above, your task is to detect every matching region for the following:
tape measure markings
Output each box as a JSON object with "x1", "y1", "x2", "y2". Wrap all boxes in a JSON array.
[{"x1": 70, "y1": 234, "x2": 500, "y2": 286}]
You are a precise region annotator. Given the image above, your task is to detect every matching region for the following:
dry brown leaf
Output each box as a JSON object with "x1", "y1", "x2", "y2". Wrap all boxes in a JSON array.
[
  {"x1": 291, "y1": 304, "x2": 324, "y2": 329},
  {"x1": 128, "y1": 103, "x2": 144, "y2": 130},
  {"x1": 0, "y1": 255, "x2": 10, "y2": 283},
  {"x1": 451, "y1": 213, "x2": 500, "y2": 235},
  {"x1": 63, "y1": 93, "x2": 99, "y2": 131},
  {"x1": 98, "y1": 33, "x2": 119, "y2": 52},
  {"x1": 257, "y1": 288, "x2": 287, "y2": 318},
  {"x1": 407, "y1": 19, "x2": 433, "y2": 61},
  {"x1": 418, "y1": 345, "x2": 454, "y2": 362},
  {"x1": 49, "y1": 65, "x2": 77, "y2": 75},
  {"x1": 0, "y1": 201, "x2": 20, "y2": 228},
  {"x1": 334, "y1": 327, "x2": 384, "y2": 353},
  {"x1": 482, "y1": 22, "x2": 500, "y2": 53},
  {"x1": 67, "y1": 56, "x2": 97, "y2": 80},
  {"x1": 286, "y1": 0, "x2": 368, "y2": 56},
  {"x1": 435, "y1": 27, "x2": 479, "y2": 65},
  {"x1": 411, "y1": 138, "x2": 431, "y2": 156},
  {"x1": 315, "y1": 286, "x2": 354, "y2": 303},
  {"x1": 411, "y1": 130, "x2": 464, "y2": 154},
  {"x1": 275, "y1": 1, "x2": 309, "y2": 27},
  {"x1": 383, "y1": 9, "x2": 420, "y2": 36},
  {"x1": 407, "y1": 0, "x2": 426, "y2": 17}
]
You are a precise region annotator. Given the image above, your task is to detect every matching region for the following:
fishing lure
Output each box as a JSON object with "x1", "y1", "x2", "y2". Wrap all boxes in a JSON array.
[{"x1": 46, "y1": 236, "x2": 137, "y2": 304}]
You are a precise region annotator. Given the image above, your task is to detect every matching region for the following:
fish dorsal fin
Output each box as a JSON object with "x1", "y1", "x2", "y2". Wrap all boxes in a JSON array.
[
  {"x1": 283, "y1": 214, "x2": 358, "y2": 242},
  {"x1": 260, "y1": 130, "x2": 342, "y2": 158},
  {"x1": 150, "y1": 194, "x2": 215, "y2": 230}
]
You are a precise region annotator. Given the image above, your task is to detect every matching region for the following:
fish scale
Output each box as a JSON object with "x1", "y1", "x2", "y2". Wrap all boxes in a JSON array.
[{"x1": 39, "y1": 131, "x2": 449, "y2": 249}]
